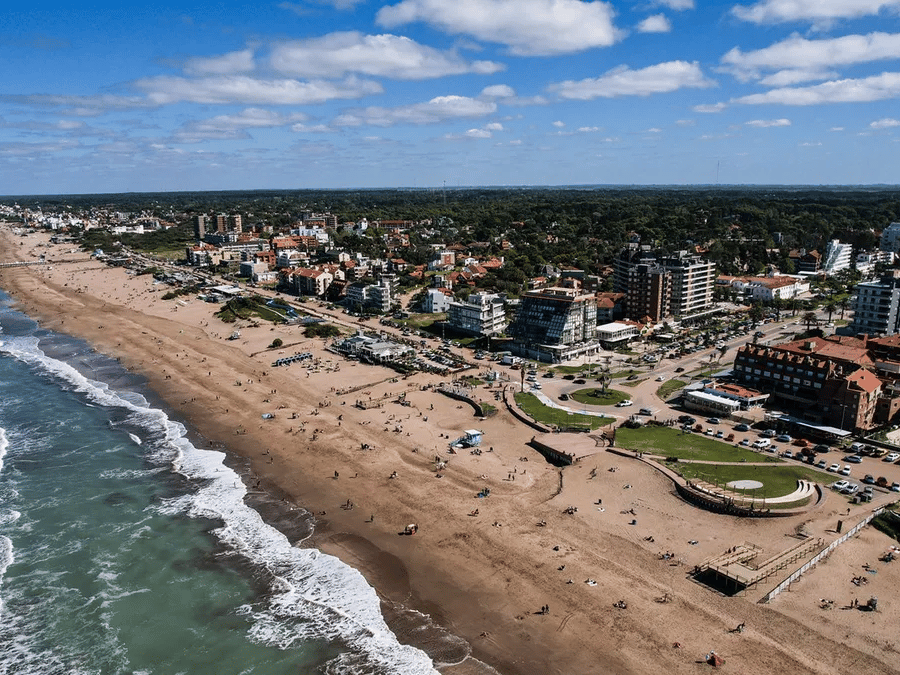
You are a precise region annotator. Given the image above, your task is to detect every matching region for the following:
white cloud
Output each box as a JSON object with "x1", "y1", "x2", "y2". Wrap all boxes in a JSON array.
[
  {"x1": 477, "y1": 83, "x2": 548, "y2": 106},
  {"x1": 376, "y1": 0, "x2": 624, "y2": 56},
  {"x1": 731, "y1": 0, "x2": 900, "y2": 24},
  {"x1": 759, "y1": 68, "x2": 838, "y2": 86},
  {"x1": 480, "y1": 84, "x2": 516, "y2": 98},
  {"x1": 464, "y1": 128, "x2": 493, "y2": 138},
  {"x1": 484, "y1": 122, "x2": 504, "y2": 130},
  {"x1": 134, "y1": 75, "x2": 383, "y2": 105},
  {"x1": 721, "y1": 32, "x2": 900, "y2": 83},
  {"x1": 279, "y1": 0, "x2": 365, "y2": 12},
  {"x1": 646, "y1": 127, "x2": 662, "y2": 133},
  {"x1": 871, "y1": 117, "x2": 900, "y2": 128},
  {"x1": 745, "y1": 118, "x2": 791, "y2": 127},
  {"x1": 184, "y1": 49, "x2": 255, "y2": 76},
  {"x1": 172, "y1": 108, "x2": 309, "y2": 142},
  {"x1": 333, "y1": 95, "x2": 497, "y2": 127},
  {"x1": 693, "y1": 102, "x2": 727, "y2": 113},
  {"x1": 653, "y1": 0, "x2": 694, "y2": 9},
  {"x1": 637, "y1": 14, "x2": 672, "y2": 33},
  {"x1": 676, "y1": 119, "x2": 695, "y2": 126},
  {"x1": 269, "y1": 32, "x2": 503, "y2": 80},
  {"x1": 552, "y1": 120, "x2": 566, "y2": 127},
  {"x1": 577, "y1": 126, "x2": 601, "y2": 132},
  {"x1": 799, "y1": 141, "x2": 822, "y2": 146},
  {"x1": 733, "y1": 72, "x2": 900, "y2": 105},
  {"x1": 830, "y1": 126, "x2": 844, "y2": 131},
  {"x1": 551, "y1": 61, "x2": 713, "y2": 100}
]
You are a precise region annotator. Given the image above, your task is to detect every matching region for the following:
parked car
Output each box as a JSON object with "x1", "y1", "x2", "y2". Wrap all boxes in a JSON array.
[
  {"x1": 816, "y1": 459, "x2": 828, "y2": 469},
  {"x1": 531, "y1": 382, "x2": 542, "y2": 389},
  {"x1": 705, "y1": 428, "x2": 714, "y2": 436},
  {"x1": 840, "y1": 465, "x2": 852, "y2": 476},
  {"x1": 841, "y1": 484, "x2": 860, "y2": 495},
  {"x1": 884, "y1": 452, "x2": 900, "y2": 462},
  {"x1": 739, "y1": 438, "x2": 750, "y2": 446},
  {"x1": 761, "y1": 429, "x2": 776, "y2": 438},
  {"x1": 776, "y1": 434, "x2": 792, "y2": 443},
  {"x1": 828, "y1": 463, "x2": 841, "y2": 472},
  {"x1": 781, "y1": 450, "x2": 793, "y2": 459},
  {"x1": 813, "y1": 444, "x2": 830, "y2": 454},
  {"x1": 832, "y1": 479, "x2": 850, "y2": 491},
  {"x1": 707, "y1": 417, "x2": 721, "y2": 424},
  {"x1": 715, "y1": 430, "x2": 724, "y2": 438},
  {"x1": 573, "y1": 379, "x2": 586, "y2": 384},
  {"x1": 891, "y1": 482, "x2": 900, "y2": 492},
  {"x1": 846, "y1": 455, "x2": 863, "y2": 464},
  {"x1": 543, "y1": 371, "x2": 554, "y2": 378},
  {"x1": 862, "y1": 474, "x2": 875, "y2": 484},
  {"x1": 734, "y1": 423, "x2": 750, "y2": 432}
]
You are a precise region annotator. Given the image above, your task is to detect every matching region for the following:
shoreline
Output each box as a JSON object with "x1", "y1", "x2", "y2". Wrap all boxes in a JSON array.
[{"x1": 3, "y1": 225, "x2": 899, "y2": 675}]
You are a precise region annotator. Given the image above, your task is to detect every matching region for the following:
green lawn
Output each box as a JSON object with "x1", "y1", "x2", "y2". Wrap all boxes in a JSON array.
[
  {"x1": 514, "y1": 392, "x2": 614, "y2": 429},
  {"x1": 670, "y1": 462, "x2": 832, "y2": 500},
  {"x1": 569, "y1": 387, "x2": 630, "y2": 406},
  {"x1": 616, "y1": 426, "x2": 781, "y2": 463},
  {"x1": 656, "y1": 379, "x2": 686, "y2": 399}
]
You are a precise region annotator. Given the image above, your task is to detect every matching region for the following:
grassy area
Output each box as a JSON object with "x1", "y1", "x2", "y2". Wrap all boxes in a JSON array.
[
  {"x1": 459, "y1": 376, "x2": 484, "y2": 386},
  {"x1": 670, "y1": 462, "x2": 833, "y2": 499},
  {"x1": 569, "y1": 387, "x2": 630, "y2": 406},
  {"x1": 610, "y1": 368, "x2": 647, "y2": 379},
  {"x1": 514, "y1": 392, "x2": 614, "y2": 430},
  {"x1": 396, "y1": 312, "x2": 445, "y2": 328},
  {"x1": 871, "y1": 510, "x2": 900, "y2": 543},
  {"x1": 656, "y1": 379, "x2": 687, "y2": 399},
  {"x1": 616, "y1": 426, "x2": 781, "y2": 463},
  {"x1": 216, "y1": 296, "x2": 290, "y2": 324},
  {"x1": 620, "y1": 378, "x2": 648, "y2": 388},
  {"x1": 551, "y1": 364, "x2": 594, "y2": 374}
]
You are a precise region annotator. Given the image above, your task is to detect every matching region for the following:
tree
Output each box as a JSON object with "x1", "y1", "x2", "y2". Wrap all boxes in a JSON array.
[
  {"x1": 802, "y1": 311, "x2": 819, "y2": 331},
  {"x1": 824, "y1": 302, "x2": 837, "y2": 322}
]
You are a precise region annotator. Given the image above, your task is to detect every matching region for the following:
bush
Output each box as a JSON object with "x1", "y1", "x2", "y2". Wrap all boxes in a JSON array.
[
  {"x1": 305, "y1": 323, "x2": 341, "y2": 338},
  {"x1": 269, "y1": 338, "x2": 283, "y2": 349}
]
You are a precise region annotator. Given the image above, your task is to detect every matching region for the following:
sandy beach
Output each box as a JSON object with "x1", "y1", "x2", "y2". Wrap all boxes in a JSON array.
[{"x1": 2, "y1": 225, "x2": 899, "y2": 675}]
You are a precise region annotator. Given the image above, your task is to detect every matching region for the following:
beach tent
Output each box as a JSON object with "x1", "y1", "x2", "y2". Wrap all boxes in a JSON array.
[{"x1": 706, "y1": 651, "x2": 724, "y2": 667}]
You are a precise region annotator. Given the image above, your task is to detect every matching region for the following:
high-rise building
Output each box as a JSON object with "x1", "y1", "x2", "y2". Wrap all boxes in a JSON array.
[
  {"x1": 822, "y1": 239, "x2": 852, "y2": 275},
  {"x1": 447, "y1": 293, "x2": 506, "y2": 336},
  {"x1": 849, "y1": 270, "x2": 900, "y2": 337},
  {"x1": 193, "y1": 215, "x2": 206, "y2": 240},
  {"x1": 880, "y1": 222, "x2": 900, "y2": 253},
  {"x1": 508, "y1": 287, "x2": 597, "y2": 355},
  {"x1": 614, "y1": 245, "x2": 715, "y2": 320}
]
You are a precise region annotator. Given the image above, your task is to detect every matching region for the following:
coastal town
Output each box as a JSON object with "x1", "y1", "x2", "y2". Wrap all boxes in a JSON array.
[{"x1": 2, "y1": 192, "x2": 900, "y2": 675}]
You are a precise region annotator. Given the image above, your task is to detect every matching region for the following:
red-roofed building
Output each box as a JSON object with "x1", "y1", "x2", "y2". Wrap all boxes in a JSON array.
[{"x1": 733, "y1": 335, "x2": 887, "y2": 431}]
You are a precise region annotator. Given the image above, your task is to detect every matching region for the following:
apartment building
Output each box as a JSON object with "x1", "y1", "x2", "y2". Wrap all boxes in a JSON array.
[
  {"x1": 849, "y1": 270, "x2": 900, "y2": 337},
  {"x1": 447, "y1": 292, "x2": 507, "y2": 336},
  {"x1": 822, "y1": 239, "x2": 853, "y2": 275},
  {"x1": 507, "y1": 287, "x2": 598, "y2": 362}
]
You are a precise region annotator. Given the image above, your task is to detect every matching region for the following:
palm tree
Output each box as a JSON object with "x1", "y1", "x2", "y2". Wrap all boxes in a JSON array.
[
  {"x1": 839, "y1": 298, "x2": 850, "y2": 319},
  {"x1": 824, "y1": 302, "x2": 837, "y2": 322},
  {"x1": 802, "y1": 311, "x2": 819, "y2": 332}
]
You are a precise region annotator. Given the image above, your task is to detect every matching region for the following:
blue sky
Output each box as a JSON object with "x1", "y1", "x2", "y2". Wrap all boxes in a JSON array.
[{"x1": 3, "y1": 0, "x2": 900, "y2": 194}]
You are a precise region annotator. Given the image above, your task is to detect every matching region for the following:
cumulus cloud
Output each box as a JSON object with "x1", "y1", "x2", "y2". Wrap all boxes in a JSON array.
[
  {"x1": 552, "y1": 120, "x2": 566, "y2": 127},
  {"x1": 721, "y1": 32, "x2": 900, "y2": 83},
  {"x1": 637, "y1": 14, "x2": 672, "y2": 32},
  {"x1": 270, "y1": 32, "x2": 503, "y2": 80},
  {"x1": 550, "y1": 61, "x2": 713, "y2": 100},
  {"x1": 693, "y1": 102, "x2": 727, "y2": 112},
  {"x1": 733, "y1": 72, "x2": 900, "y2": 105},
  {"x1": 333, "y1": 94, "x2": 497, "y2": 126},
  {"x1": 871, "y1": 117, "x2": 900, "y2": 128},
  {"x1": 184, "y1": 49, "x2": 255, "y2": 76},
  {"x1": 477, "y1": 83, "x2": 548, "y2": 106},
  {"x1": 731, "y1": 0, "x2": 900, "y2": 24},
  {"x1": 134, "y1": 75, "x2": 383, "y2": 105},
  {"x1": 278, "y1": 0, "x2": 365, "y2": 12},
  {"x1": 376, "y1": 0, "x2": 624, "y2": 56},
  {"x1": 172, "y1": 108, "x2": 309, "y2": 143},
  {"x1": 746, "y1": 118, "x2": 791, "y2": 127}
]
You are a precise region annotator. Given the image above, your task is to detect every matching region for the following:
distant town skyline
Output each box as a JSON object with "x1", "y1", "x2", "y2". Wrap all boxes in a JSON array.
[{"x1": 3, "y1": 0, "x2": 900, "y2": 194}]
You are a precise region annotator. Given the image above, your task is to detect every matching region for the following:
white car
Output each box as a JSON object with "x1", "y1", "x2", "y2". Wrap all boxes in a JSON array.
[
  {"x1": 840, "y1": 465, "x2": 852, "y2": 476},
  {"x1": 828, "y1": 463, "x2": 840, "y2": 472},
  {"x1": 616, "y1": 400, "x2": 633, "y2": 407},
  {"x1": 656, "y1": 375, "x2": 666, "y2": 382},
  {"x1": 832, "y1": 479, "x2": 850, "y2": 491},
  {"x1": 884, "y1": 452, "x2": 900, "y2": 463},
  {"x1": 531, "y1": 382, "x2": 542, "y2": 390}
]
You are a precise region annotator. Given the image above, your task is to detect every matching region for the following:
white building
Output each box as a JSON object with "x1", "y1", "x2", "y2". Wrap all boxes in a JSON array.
[
  {"x1": 880, "y1": 222, "x2": 900, "y2": 253},
  {"x1": 447, "y1": 292, "x2": 506, "y2": 336},
  {"x1": 596, "y1": 322, "x2": 638, "y2": 348},
  {"x1": 822, "y1": 239, "x2": 853, "y2": 275},
  {"x1": 424, "y1": 288, "x2": 451, "y2": 313},
  {"x1": 747, "y1": 275, "x2": 810, "y2": 302},
  {"x1": 856, "y1": 250, "x2": 895, "y2": 278}
]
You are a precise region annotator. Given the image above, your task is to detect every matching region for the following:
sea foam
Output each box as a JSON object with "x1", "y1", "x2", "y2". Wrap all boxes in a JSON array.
[{"x1": 0, "y1": 335, "x2": 440, "y2": 674}]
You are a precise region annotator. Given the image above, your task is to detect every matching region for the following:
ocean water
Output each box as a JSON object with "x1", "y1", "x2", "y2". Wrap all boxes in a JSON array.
[{"x1": 0, "y1": 290, "x2": 453, "y2": 675}]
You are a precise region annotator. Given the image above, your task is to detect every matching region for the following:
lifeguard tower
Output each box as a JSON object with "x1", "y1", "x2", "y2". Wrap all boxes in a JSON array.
[{"x1": 451, "y1": 429, "x2": 484, "y2": 449}]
